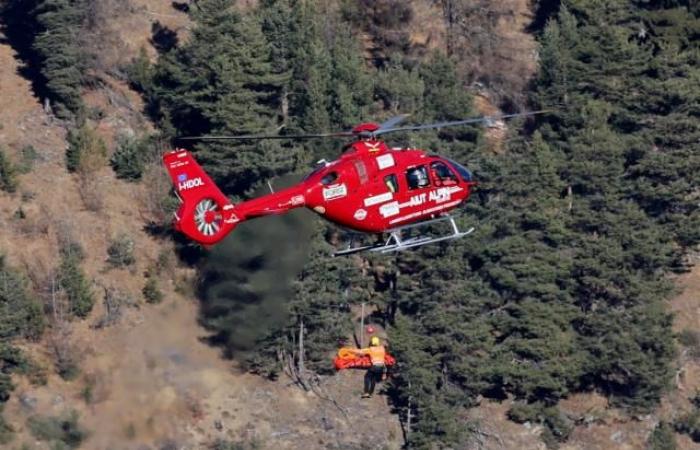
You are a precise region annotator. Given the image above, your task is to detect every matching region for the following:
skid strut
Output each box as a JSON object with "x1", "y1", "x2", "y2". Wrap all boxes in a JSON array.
[{"x1": 334, "y1": 215, "x2": 474, "y2": 257}]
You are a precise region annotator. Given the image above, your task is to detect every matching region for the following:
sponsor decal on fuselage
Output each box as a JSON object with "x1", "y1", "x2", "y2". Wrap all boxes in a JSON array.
[
  {"x1": 379, "y1": 201, "x2": 400, "y2": 218},
  {"x1": 376, "y1": 153, "x2": 395, "y2": 169},
  {"x1": 400, "y1": 187, "x2": 462, "y2": 208},
  {"x1": 323, "y1": 183, "x2": 347, "y2": 201},
  {"x1": 364, "y1": 192, "x2": 393, "y2": 207},
  {"x1": 169, "y1": 160, "x2": 189, "y2": 169}
]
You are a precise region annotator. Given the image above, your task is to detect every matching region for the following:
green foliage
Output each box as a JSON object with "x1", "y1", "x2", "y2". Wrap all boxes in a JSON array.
[
  {"x1": 0, "y1": 257, "x2": 45, "y2": 411},
  {"x1": 53, "y1": 347, "x2": 79, "y2": 381},
  {"x1": 508, "y1": 403, "x2": 573, "y2": 448},
  {"x1": 31, "y1": 0, "x2": 87, "y2": 120},
  {"x1": 125, "y1": 47, "x2": 154, "y2": 93},
  {"x1": 0, "y1": 257, "x2": 45, "y2": 340},
  {"x1": 374, "y1": 56, "x2": 424, "y2": 114},
  {"x1": 65, "y1": 125, "x2": 107, "y2": 173},
  {"x1": 106, "y1": 234, "x2": 135, "y2": 268},
  {"x1": 0, "y1": 345, "x2": 37, "y2": 407},
  {"x1": 149, "y1": 0, "x2": 292, "y2": 194},
  {"x1": 17, "y1": 145, "x2": 39, "y2": 174},
  {"x1": 0, "y1": 149, "x2": 19, "y2": 193},
  {"x1": 58, "y1": 253, "x2": 94, "y2": 319},
  {"x1": 27, "y1": 410, "x2": 87, "y2": 448},
  {"x1": 648, "y1": 422, "x2": 677, "y2": 450},
  {"x1": 110, "y1": 134, "x2": 156, "y2": 181},
  {"x1": 0, "y1": 372, "x2": 13, "y2": 404},
  {"x1": 142, "y1": 278, "x2": 163, "y2": 304},
  {"x1": 340, "y1": 0, "x2": 413, "y2": 64},
  {"x1": 674, "y1": 410, "x2": 700, "y2": 442},
  {"x1": 58, "y1": 236, "x2": 84, "y2": 262}
]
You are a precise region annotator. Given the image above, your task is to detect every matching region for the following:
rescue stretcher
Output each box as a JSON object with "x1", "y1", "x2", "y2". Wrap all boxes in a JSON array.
[{"x1": 333, "y1": 347, "x2": 396, "y2": 370}]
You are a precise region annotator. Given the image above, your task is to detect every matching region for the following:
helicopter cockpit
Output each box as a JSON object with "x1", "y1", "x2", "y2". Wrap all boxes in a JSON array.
[{"x1": 444, "y1": 158, "x2": 473, "y2": 182}]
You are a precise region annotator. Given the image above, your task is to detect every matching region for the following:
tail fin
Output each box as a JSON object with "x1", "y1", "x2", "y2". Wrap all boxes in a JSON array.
[{"x1": 163, "y1": 149, "x2": 238, "y2": 245}]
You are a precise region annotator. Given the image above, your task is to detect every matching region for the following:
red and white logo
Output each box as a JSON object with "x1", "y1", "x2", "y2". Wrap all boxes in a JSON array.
[{"x1": 354, "y1": 209, "x2": 367, "y2": 220}]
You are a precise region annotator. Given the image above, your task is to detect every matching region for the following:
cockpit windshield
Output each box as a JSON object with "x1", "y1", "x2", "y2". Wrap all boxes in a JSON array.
[{"x1": 444, "y1": 158, "x2": 473, "y2": 182}]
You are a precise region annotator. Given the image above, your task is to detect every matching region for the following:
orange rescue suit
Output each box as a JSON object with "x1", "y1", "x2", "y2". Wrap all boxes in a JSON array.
[{"x1": 355, "y1": 345, "x2": 386, "y2": 366}]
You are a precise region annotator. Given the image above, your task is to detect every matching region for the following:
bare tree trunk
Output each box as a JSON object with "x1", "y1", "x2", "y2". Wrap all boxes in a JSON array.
[
  {"x1": 296, "y1": 319, "x2": 311, "y2": 391},
  {"x1": 360, "y1": 302, "x2": 365, "y2": 348},
  {"x1": 281, "y1": 87, "x2": 289, "y2": 125},
  {"x1": 567, "y1": 185, "x2": 573, "y2": 211},
  {"x1": 406, "y1": 379, "x2": 412, "y2": 438},
  {"x1": 439, "y1": 0, "x2": 457, "y2": 57},
  {"x1": 298, "y1": 319, "x2": 305, "y2": 377}
]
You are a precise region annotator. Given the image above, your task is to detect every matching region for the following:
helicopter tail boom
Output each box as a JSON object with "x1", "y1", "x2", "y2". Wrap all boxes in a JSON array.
[{"x1": 163, "y1": 149, "x2": 238, "y2": 245}]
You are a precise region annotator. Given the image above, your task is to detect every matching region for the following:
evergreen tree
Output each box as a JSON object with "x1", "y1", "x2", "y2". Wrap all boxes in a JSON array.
[
  {"x1": 32, "y1": 0, "x2": 87, "y2": 119},
  {"x1": 151, "y1": 0, "x2": 292, "y2": 195},
  {"x1": 0, "y1": 257, "x2": 44, "y2": 341}
]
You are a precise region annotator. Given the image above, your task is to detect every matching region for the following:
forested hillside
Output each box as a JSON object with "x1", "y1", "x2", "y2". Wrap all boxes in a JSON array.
[
  {"x1": 0, "y1": 0, "x2": 698, "y2": 448},
  {"x1": 125, "y1": 0, "x2": 700, "y2": 447}
]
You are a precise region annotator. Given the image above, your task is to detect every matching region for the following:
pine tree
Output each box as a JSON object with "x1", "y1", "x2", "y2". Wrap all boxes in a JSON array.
[
  {"x1": 32, "y1": 0, "x2": 87, "y2": 119},
  {"x1": 151, "y1": 0, "x2": 292, "y2": 195}
]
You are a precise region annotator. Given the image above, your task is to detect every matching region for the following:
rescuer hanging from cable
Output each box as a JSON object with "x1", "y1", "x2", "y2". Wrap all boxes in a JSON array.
[{"x1": 352, "y1": 336, "x2": 387, "y2": 398}]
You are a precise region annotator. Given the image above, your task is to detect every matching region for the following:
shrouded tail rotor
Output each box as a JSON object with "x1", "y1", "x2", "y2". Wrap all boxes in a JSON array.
[
  {"x1": 163, "y1": 150, "x2": 238, "y2": 245},
  {"x1": 194, "y1": 198, "x2": 223, "y2": 237}
]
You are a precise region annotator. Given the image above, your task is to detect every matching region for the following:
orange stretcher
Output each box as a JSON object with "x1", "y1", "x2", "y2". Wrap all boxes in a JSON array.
[{"x1": 333, "y1": 347, "x2": 396, "y2": 370}]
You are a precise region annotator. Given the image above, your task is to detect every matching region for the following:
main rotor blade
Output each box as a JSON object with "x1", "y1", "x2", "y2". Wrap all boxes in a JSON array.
[
  {"x1": 177, "y1": 131, "x2": 354, "y2": 141},
  {"x1": 374, "y1": 110, "x2": 549, "y2": 135},
  {"x1": 376, "y1": 114, "x2": 411, "y2": 132}
]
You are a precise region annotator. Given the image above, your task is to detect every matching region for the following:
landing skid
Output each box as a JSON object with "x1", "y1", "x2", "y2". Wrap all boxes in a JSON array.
[{"x1": 333, "y1": 215, "x2": 474, "y2": 257}]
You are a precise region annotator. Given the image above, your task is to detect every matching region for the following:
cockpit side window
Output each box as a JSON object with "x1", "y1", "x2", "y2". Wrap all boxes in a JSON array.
[
  {"x1": 405, "y1": 165, "x2": 430, "y2": 190},
  {"x1": 430, "y1": 161, "x2": 458, "y2": 186},
  {"x1": 321, "y1": 172, "x2": 338, "y2": 185}
]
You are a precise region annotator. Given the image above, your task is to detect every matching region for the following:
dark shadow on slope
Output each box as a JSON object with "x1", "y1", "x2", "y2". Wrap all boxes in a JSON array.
[
  {"x1": 0, "y1": 1, "x2": 48, "y2": 102},
  {"x1": 195, "y1": 175, "x2": 315, "y2": 363},
  {"x1": 526, "y1": 0, "x2": 562, "y2": 33},
  {"x1": 151, "y1": 21, "x2": 178, "y2": 54}
]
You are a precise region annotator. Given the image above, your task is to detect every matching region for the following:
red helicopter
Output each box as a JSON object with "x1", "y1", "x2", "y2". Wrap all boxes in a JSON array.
[{"x1": 163, "y1": 112, "x2": 541, "y2": 256}]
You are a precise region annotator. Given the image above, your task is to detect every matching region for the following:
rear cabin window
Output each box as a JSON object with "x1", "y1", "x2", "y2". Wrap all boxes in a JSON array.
[
  {"x1": 384, "y1": 174, "x2": 399, "y2": 193},
  {"x1": 405, "y1": 166, "x2": 430, "y2": 190}
]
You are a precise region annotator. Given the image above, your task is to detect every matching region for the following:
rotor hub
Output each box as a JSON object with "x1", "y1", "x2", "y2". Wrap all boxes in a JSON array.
[
  {"x1": 352, "y1": 122, "x2": 380, "y2": 134},
  {"x1": 204, "y1": 210, "x2": 217, "y2": 224}
]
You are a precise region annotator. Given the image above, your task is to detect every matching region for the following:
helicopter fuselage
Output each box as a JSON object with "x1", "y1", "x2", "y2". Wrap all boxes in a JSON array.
[
  {"x1": 299, "y1": 140, "x2": 475, "y2": 233},
  {"x1": 163, "y1": 139, "x2": 476, "y2": 246}
]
